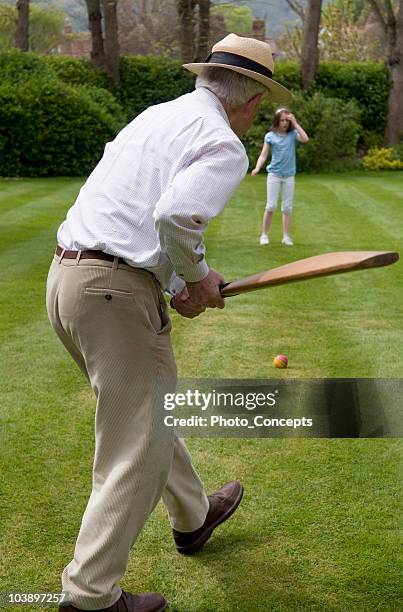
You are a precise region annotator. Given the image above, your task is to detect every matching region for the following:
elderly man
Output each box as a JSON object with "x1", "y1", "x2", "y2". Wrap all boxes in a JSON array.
[{"x1": 48, "y1": 34, "x2": 291, "y2": 612}]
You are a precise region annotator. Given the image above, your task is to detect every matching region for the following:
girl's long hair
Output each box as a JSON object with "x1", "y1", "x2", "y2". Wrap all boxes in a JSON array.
[{"x1": 272, "y1": 107, "x2": 293, "y2": 132}]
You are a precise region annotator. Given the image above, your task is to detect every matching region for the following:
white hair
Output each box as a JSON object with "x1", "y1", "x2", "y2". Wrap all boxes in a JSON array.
[{"x1": 195, "y1": 67, "x2": 267, "y2": 108}]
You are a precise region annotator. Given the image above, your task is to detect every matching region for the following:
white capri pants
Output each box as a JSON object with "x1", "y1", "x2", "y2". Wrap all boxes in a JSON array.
[{"x1": 266, "y1": 173, "x2": 295, "y2": 213}]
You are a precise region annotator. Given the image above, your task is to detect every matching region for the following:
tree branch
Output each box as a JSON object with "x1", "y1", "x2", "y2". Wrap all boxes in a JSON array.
[
  {"x1": 285, "y1": 0, "x2": 305, "y2": 21},
  {"x1": 384, "y1": 0, "x2": 397, "y2": 29},
  {"x1": 367, "y1": 0, "x2": 387, "y2": 33}
]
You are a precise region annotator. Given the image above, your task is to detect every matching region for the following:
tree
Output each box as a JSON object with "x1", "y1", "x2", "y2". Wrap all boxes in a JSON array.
[
  {"x1": 368, "y1": 0, "x2": 403, "y2": 144},
  {"x1": 319, "y1": 0, "x2": 382, "y2": 61},
  {"x1": 285, "y1": 0, "x2": 306, "y2": 22},
  {"x1": 210, "y1": 3, "x2": 253, "y2": 35},
  {"x1": 85, "y1": 0, "x2": 120, "y2": 85},
  {"x1": 196, "y1": 0, "x2": 210, "y2": 61},
  {"x1": 0, "y1": 3, "x2": 64, "y2": 53},
  {"x1": 30, "y1": 4, "x2": 65, "y2": 53},
  {"x1": 117, "y1": 0, "x2": 180, "y2": 57},
  {"x1": 15, "y1": 0, "x2": 30, "y2": 51},
  {"x1": 176, "y1": 0, "x2": 197, "y2": 61},
  {"x1": 281, "y1": 0, "x2": 383, "y2": 62},
  {"x1": 300, "y1": 0, "x2": 323, "y2": 90},
  {"x1": 102, "y1": 0, "x2": 120, "y2": 85},
  {"x1": 85, "y1": 0, "x2": 105, "y2": 69}
]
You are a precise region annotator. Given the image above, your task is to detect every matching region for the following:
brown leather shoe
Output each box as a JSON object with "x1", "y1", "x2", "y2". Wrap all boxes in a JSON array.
[
  {"x1": 59, "y1": 590, "x2": 167, "y2": 611},
  {"x1": 173, "y1": 480, "x2": 244, "y2": 555}
]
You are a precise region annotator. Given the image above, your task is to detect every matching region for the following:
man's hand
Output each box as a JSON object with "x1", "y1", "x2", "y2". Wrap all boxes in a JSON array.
[
  {"x1": 171, "y1": 286, "x2": 206, "y2": 319},
  {"x1": 186, "y1": 268, "x2": 225, "y2": 309},
  {"x1": 251, "y1": 168, "x2": 259, "y2": 176}
]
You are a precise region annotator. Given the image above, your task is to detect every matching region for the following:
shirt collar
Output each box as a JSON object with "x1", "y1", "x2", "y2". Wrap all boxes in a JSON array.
[{"x1": 194, "y1": 87, "x2": 231, "y2": 126}]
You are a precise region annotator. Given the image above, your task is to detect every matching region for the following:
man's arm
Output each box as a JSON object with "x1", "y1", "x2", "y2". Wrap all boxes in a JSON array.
[{"x1": 155, "y1": 135, "x2": 248, "y2": 311}]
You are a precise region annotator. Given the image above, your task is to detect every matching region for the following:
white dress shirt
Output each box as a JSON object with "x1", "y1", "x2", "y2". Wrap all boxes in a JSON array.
[{"x1": 57, "y1": 87, "x2": 249, "y2": 293}]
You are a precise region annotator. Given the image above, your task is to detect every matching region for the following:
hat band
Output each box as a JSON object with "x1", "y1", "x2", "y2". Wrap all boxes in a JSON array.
[{"x1": 205, "y1": 51, "x2": 273, "y2": 79}]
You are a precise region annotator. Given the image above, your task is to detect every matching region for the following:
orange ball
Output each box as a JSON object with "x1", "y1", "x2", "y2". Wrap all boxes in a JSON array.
[{"x1": 273, "y1": 354, "x2": 288, "y2": 368}]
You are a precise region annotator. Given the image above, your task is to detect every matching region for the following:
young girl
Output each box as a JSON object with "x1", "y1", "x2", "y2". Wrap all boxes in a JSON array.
[{"x1": 252, "y1": 108, "x2": 308, "y2": 246}]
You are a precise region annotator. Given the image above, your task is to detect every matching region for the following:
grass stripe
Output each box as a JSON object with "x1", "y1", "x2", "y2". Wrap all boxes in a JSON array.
[
  {"x1": 0, "y1": 182, "x2": 80, "y2": 254},
  {"x1": 0, "y1": 179, "x2": 76, "y2": 218}
]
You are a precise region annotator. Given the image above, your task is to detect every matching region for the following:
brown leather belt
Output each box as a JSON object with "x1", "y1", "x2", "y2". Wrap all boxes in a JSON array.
[{"x1": 55, "y1": 245, "x2": 128, "y2": 266}]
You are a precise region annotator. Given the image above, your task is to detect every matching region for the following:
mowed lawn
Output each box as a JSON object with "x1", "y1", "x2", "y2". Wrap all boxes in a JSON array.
[{"x1": 0, "y1": 173, "x2": 402, "y2": 611}]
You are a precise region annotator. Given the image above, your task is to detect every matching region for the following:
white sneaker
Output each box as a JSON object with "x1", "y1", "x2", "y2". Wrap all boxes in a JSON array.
[
  {"x1": 282, "y1": 235, "x2": 294, "y2": 246},
  {"x1": 259, "y1": 234, "x2": 269, "y2": 245}
]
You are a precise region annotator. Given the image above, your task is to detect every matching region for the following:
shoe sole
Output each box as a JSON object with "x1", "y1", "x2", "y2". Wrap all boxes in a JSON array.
[{"x1": 176, "y1": 484, "x2": 244, "y2": 555}]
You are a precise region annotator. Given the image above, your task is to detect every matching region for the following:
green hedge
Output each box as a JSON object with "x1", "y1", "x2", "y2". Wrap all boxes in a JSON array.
[
  {"x1": 271, "y1": 61, "x2": 303, "y2": 91},
  {"x1": 119, "y1": 55, "x2": 194, "y2": 119},
  {"x1": 0, "y1": 50, "x2": 114, "y2": 91},
  {"x1": 0, "y1": 51, "x2": 392, "y2": 176},
  {"x1": 44, "y1": 55, "x2": 114, "y2": 92},
  {"x1": 0, "y1": 50, "x2": 50, "y2": 83},
  {"x1": 0, "y1": 75, "x2": 126, "y2": 177},
  {"x1": 313, "y1": 61, "x2": 389, "y2": 142},
  {"x1": 0, "y1": 51, "x2": 125, "y2": 177}
]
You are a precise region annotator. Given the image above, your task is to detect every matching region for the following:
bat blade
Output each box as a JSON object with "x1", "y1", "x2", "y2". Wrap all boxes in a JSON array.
[{"x1": 220, "y1": 251, "x2": 399, "y2": 297}]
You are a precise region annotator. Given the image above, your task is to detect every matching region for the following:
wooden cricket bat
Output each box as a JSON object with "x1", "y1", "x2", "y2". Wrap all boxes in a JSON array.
[{"x1": 219, "y1": 251, "x2": 399, "y2": 297}]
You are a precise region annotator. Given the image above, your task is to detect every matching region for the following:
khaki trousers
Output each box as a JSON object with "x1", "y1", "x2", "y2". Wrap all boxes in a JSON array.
[{"x1": 46, "y1": 255, "x2": 209, "y2": 610}]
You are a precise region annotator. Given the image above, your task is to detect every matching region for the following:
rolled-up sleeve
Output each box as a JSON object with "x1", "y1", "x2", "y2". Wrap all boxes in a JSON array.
[{"x1": 154, "y1": 135, "x2": 248, "y2": 282}]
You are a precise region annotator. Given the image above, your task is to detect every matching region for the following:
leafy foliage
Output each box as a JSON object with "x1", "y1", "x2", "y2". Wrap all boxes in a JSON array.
[
  {"x1": 291, "y1": 92, "x2": 361, "y2": 171},
  {"x1": 0, "y1": 51, "x2": 392, "y2": 176},
  {"x1": 210, "y1": 4, "x2": 253, "y2": 34},
  {"x1": 362, "y1": 147, "x2": 403, "y2": 171},
  {"x1": 319, "y1": 0, "x2": 382, "y2": 61},
  {"x1": 119, "y1": 55, "x2": 194, "y2": 120},
  {"x1": 0, "y1": 52, "x2": 125, "y2": 176},
  {"x1": 314, "y1": 61, "x2": 389, "y2": 141},
  {"x1": 278, "y1": 0, "x2": 384, "y2": 62},
  {"x1": 34, "y1": 0, "x2": 89, "y2": 32},
  {"x1": 0, "y1": 2, "x2": 65, "y2": 54},
  {"x1": 274, "y1": 61, "x2": 303, "y2": 91},
  {"x1": 44, "y1": 54, "x2": 114, "y2": 91}
]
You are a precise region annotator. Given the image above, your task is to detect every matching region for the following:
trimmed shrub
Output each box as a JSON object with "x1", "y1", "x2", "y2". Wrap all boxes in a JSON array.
[
  {"x1": 0, "y1": 50, "x2": 113, "y2": 91},
  {"x1": 244, "y1": 92, "x2": 361, "y2": 172},
  {"x1": 0, "y1": 75, "x2": 126, "y2": 177},
  {"x1": 44, "y1": 55, "x2": 114, "y2": 92},
  {"x1": 362, "y1": 147, "x2": 403, "y2": 171},
  {"x1": 0, "y1": 49, "x2": 50, "y2": 83},
  {"x1": 291, "y1": 92, "x2": 361, "y2": 172},
  {"x1": 392, "y1": 142, "x2": 403, "y2": 162},
  {"x1": 273, "y1": 61, "x2": 303, "y2": 91},
  {"x1": 0, "y1": 52, "x2": 392, "y2": 176},
  {"x1": 313, "y1": 61, "x2": 389, "y2": 145},
  {"x1": 119, "y1": 55, "x2": 194, "y2": 119}
]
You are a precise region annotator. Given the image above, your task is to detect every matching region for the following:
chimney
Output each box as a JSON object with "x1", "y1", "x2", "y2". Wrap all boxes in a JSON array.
[
  {"x1": 64, "y1": 17, "x2": 73, "y2": 36},
  {"x1": 252, "y1": 19, "x2": 265, "y2": 41}
]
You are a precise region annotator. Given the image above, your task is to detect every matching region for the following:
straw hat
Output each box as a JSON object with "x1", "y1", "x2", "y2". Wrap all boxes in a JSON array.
[{"x1": 183, "y1": 33, "x2": 292, "y2": 103}]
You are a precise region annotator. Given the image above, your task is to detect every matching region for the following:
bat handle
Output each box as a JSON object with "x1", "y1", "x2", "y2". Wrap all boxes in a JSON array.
[
  {"x1": 219, "y1": 282, "x2": 230, "y2": 295},
  {"x1": 170, "y1": 283, "x2": 231, "y2": 309}
]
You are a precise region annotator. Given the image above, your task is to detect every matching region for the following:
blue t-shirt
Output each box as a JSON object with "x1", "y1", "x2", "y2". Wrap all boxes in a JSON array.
[{"x1": 264, "y1": 129, "x2": 297, "y2": 177}]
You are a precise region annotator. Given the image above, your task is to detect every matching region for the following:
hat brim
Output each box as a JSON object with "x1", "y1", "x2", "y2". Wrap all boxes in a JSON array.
[{"x1": 183, "y1": 63, "x2": 292, "y2": 103}]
